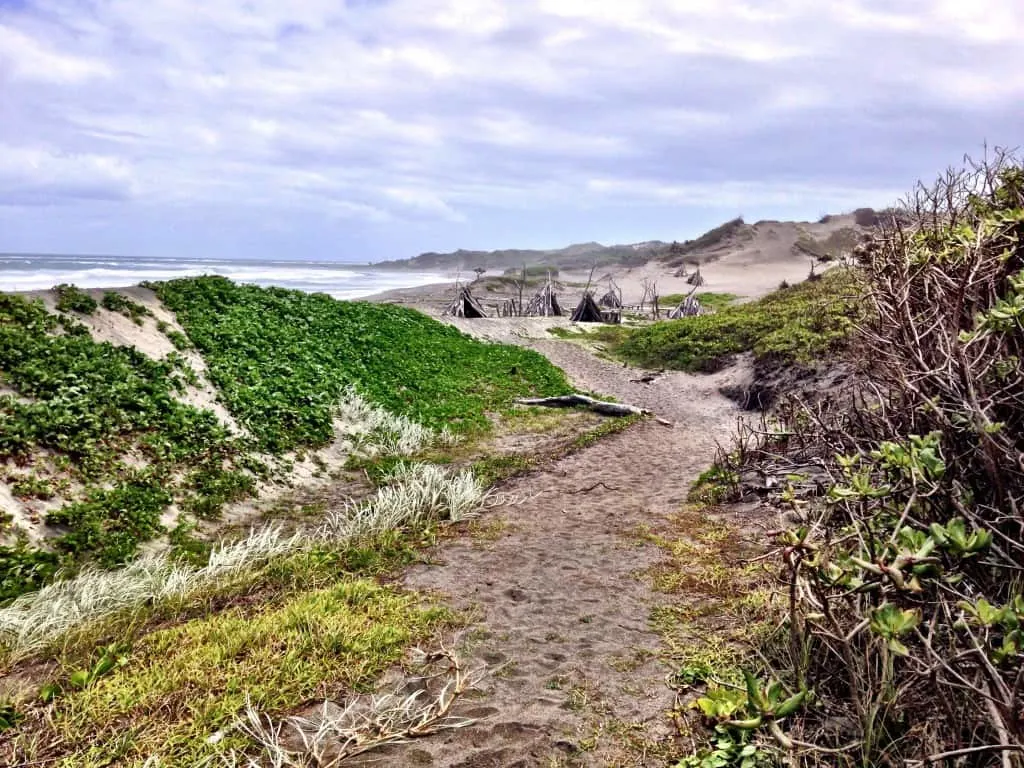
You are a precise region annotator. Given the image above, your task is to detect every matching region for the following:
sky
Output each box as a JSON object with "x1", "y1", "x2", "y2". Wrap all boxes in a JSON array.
[{"x1": 0, "y1": 1, "x2": 1021, "y2": 262}]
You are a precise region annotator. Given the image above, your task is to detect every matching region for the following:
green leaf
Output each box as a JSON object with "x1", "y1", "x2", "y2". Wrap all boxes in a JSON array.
[
  {"x1": 774, "y1": 690, "x2": 808, "y2": 718},
  {"x1": 38, "y1": 682, "x2": 60, "y2": 702},
  {"x1": 743, "y1": 669, "x2": 765, "y2": 711}
]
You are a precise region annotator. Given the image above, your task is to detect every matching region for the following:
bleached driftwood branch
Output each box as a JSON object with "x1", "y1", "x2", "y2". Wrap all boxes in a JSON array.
[{"x1": 515, "y1": 394, "x2": 673, "y2": 426}]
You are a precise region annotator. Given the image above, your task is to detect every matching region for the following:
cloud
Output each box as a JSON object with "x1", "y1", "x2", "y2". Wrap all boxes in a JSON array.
[
  {"x1": 0, "y1": 0, "x2": 1020, "y2": 257},
  {"x1": 0, "y1": 23, "x2": 112, "y2": 82},
  {"x1": 0, "y1": 145, "x2": 135, "y2": 205}
]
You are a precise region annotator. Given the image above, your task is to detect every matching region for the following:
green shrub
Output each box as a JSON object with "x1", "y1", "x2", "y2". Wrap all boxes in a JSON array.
[
  {"x1": 0, "y1": 292, "x2": 248, "y2": 598},
  {"x1": 100, "y1": 292, "x2": 151, "y2": 325},
  {"x1": 714, "y1": 152, "x2": 1024, "y2": 764},
  {"x1": 180, "y1": 468, "x2": 256, "y2": 520},
  {"x1": 47, "y1": 480, "x2": 173, "y2": 567},
  {"x1": 53, "y1": 284, "x2": 97, "y2": 315},
  {"x1": 0, "y1": 546, "x2": 66, "y2": 603},
  {"x1": 163, "y1": 328, "x2": 193, "y2": 351}
]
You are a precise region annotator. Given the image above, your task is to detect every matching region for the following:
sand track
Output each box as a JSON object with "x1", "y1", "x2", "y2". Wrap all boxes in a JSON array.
[{"x1": 378, "y1": 341, "x2": 748, "y2": 766}]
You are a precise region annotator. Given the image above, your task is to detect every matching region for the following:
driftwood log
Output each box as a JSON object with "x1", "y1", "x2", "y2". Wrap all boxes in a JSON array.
[{"x1": 515, "y1": 394, "x2": 673, "y2": 427}]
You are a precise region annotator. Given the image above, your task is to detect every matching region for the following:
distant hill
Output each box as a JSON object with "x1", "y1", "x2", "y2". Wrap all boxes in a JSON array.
[
  {"x1": 374, "y1": 209, "x2": 879, "y2": 273},
  {"x1": 374, "y1": 240, "x2": 665, "y2": 273}
]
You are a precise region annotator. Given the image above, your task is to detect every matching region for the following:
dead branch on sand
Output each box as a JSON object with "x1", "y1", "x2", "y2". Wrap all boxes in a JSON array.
[
  {"x1": 515, "y1": 394, "x2": 673, "y2": 427},
  {"x1": 570, "y1": 482, "x2": 622, "y2": 494}
]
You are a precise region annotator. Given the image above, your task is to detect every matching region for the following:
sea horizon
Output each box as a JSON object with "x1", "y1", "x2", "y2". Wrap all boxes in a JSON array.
[{"x1": 0, "y1": 252, "x2": 447, "y2": 300}]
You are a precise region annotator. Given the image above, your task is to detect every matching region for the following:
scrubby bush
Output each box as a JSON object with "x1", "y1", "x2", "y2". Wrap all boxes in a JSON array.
[
  {"x1": 852, "y1": 206, "x2": 880, "y2": 227},
  {"x1": 100, "y1": 291, "x2": 151, "y2": 324},
  {"x1": 53, "y1": 284, "x2": 97, "y2": 314},
  {"x1": 713, "y1": 151, "x2": 1024, "y2": 764}
]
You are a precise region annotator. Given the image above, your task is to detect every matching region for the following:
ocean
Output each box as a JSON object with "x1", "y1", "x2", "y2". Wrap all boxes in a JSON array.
[{"x1": 0, "y1": 253, "x2": 445, "y2": 300}]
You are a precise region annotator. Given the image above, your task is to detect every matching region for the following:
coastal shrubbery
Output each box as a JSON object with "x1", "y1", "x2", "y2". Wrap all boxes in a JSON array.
[
  {"x1": 53, "y1": 284, "x2": 97, "y2": 314},
  {"x1": 0, "y1": 293, "x2": 246, "y2": 592},
  {"x1": 691, "y1": 153, "x2": 1024, "y2": 765},
  {"x1": 100, "y1": 290, "x2": 152, "y2": 324},
  {"x1": 604, "y1": 271, "x2": 858, "y2": 372}
]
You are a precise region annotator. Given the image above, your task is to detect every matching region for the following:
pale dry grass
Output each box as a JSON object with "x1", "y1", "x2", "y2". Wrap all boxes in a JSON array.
[
  {"x1": 335, "y1": 387, "x2": 456, "y2": 457},
  {"x1": 0, "y1": 525, "x2": 303, "y2": 661},
  {"x1": 319, "y1": 463, "x2": 487, "y2": 540},
  {"x1": 0, "y1": 463, "x2": 488, "y2": 661},
  {"x1": 193, "y1": 646, "x2": 483, "y2": 767}
]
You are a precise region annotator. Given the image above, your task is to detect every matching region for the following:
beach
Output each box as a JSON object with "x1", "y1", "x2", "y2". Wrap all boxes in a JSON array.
[{"x1": 0, "y1": 252, "x2": 448, "y2": 300}]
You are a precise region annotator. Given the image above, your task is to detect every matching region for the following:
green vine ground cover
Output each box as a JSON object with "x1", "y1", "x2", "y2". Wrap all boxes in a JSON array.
[
  {"x1": 0, "y1": 279, "x2": 570, "y2": 601},
  {"x1": 0, "y1": 292, "x2": 249, "y2": 598},
  {"x1": 152, "y1": 276, "x2": 569, "y2": 451}
]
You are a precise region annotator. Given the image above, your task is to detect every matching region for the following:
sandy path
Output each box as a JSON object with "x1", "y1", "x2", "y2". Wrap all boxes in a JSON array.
[{"x1": 379, "y1": 341, "x2": 746, "y2": 766}]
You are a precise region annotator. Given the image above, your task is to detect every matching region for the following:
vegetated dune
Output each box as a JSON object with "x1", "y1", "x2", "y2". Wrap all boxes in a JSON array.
[{"x1": 0, "y1": 279, "x2": 570, "y2": 600}]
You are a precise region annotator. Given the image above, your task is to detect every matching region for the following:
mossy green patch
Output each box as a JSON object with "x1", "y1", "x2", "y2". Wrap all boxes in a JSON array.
[{"x1": 28, "y1": 579, "x2": 450, "y2": 767}]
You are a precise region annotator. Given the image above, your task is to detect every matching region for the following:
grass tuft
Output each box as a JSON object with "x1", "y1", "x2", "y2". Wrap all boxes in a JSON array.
[
  {"x1": 319, "y1": 463, "x2": 487, "y2": 540},
  {"x1": 0, "y1": 463, "x2": 486, "y2": 662}
]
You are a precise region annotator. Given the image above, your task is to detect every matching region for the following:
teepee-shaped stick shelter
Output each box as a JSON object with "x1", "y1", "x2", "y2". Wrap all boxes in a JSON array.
[
  {"x1": 668, "y1": 294, "x2": 702, "y2": 319},
  {"x1": 443, "y1": 284, "x2": 488, "y2": 318},
  {"x1": 525, "y1": 275, "x2": 562, "y2": 316},
  {"x1": 570, "y1": 292, "x2": 604, "y2": 323},
  {"x1": 599, "y1": 286, "x2": 622, "y2": 309},
  {"x1": 686, "y1": 266, "x2": 705, "y2": 286}
]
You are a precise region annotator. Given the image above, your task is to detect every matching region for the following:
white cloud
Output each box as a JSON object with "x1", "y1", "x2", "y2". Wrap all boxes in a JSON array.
[
  {"x1": 585, "y1": 177, "x2": 904, "y2": 211},
  {"x1": 0, "y1": 145, "x2": 135, "y2": 204},
  {"x1": 0, "y1": 24, "x2": 112, "y2": 82}
]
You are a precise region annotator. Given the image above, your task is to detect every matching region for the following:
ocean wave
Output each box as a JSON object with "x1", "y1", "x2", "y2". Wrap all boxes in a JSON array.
[{"x1": 0, "y1": 262, "x2": 444, "y2": 298}]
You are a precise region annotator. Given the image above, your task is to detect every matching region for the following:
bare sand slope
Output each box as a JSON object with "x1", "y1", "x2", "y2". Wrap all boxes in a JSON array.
[
  {"x1": 375, "y1": 344, "x2": 748, "y2": 766},
  {"x1": 369, "y1": 219, "x2": 856, "y2": 316},
  {"x1": 579, "y1": 215, "x2": 862, "y2": 306}
]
